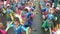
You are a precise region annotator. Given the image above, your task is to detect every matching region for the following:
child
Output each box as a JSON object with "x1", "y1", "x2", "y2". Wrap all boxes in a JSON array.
[
  {"x1": 0, "y1": 23, "x2": 6, "y2": 34},
  {"x1": 47, "y1": 8, "x2": 55, "y2": 20},
  {"x1": 7, "y1": 17, "x2": 30, "y2": 34}
]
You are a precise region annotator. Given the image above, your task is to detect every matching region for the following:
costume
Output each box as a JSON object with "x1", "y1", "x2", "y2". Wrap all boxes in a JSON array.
[
  {"x1": 9, "y1": 24, "x2": 29, "y2": 34},
  {"x1": 0, "y1": 29, "x2": 6, "y2": 34},
  {"x1": 42, "y1": 20, "x2": 48, "y2": 29}
]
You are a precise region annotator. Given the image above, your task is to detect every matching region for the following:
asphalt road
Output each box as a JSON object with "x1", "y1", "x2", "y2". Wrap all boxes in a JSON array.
[
  {"x1": 30, "y1": 11, "x2": 49, "y2": 34},
  {"x1": 31, "y1": 2, "x2": 49, "y2": 34}
]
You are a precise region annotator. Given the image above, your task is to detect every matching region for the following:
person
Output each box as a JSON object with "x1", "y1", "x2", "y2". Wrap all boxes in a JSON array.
[
  {"x1": 7, "y1": 17, "x2": 30, "y2": 34},
  {"x1": 47, "y1": 8, "x2": 55, "y2": 20},
  {"x1": 55, "y1": 24, "x2": 60, "y2": 34},
  {"x1": 42, "y1": 19, "x2": 48, "y2": 31},
  {"x1": 0, "y1": 23, "x2": 6, "y2": 34}
]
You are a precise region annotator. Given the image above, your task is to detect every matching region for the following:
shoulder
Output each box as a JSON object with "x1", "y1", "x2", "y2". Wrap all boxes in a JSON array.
[
  {"x1": 18, "y1": 25, "x2": 23, "y2": 27},
  {"x1": 47, "y1": 14, "x2": 50, "y2": 16},
  {"x1": 0, "y1": 29, "x2": 6, "y2": 34},
  {"x1": 10, "y1": 24, "x2": 14, "y2": 27}
]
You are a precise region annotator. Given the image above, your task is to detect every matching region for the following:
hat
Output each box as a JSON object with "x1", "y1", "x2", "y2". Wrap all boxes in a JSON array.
[
  {"x1": 46, "y1": 3, "x2": 50, "y2": 7},
  {"x1": 7, "y1": 4, "x2": 10, "y2": 6}
]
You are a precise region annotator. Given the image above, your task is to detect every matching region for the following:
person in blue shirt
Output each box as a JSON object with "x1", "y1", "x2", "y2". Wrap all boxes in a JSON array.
[
  {"x1": 46, "y1": 8, "x2": 57, "y2": 20},
  {"x1": 9, "y1": 17, "x2": 28, "y2": 34},
  {"x1": 40, "y1": 0, "x2": 46, "y2": 9},
  {"x1": 27, "y1": 11, "x2": 33, "y2": 18},
  {"x1": 6, "y1": 5, "x2": 12, "y2": 21},
  {"x1": 10, "y1": 1, "x2": 17, "y2": 13},
  {"x1": 30, "y1": 6, "x2": 35, "y2": 11},
  {"x1": 6, "y1": 4, "x2": 12, "y2": 15},
  {"x1": 47, "y1": 13, "x2": 55, "y2": 20},
  {"x1": 46, "y1": 8, "x2": 57, "y2": 30}
]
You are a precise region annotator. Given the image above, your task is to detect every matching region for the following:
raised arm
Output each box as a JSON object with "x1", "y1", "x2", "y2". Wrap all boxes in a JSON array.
[{"x1": 21, "y1": 25, "x2": 30, "y2": 34}]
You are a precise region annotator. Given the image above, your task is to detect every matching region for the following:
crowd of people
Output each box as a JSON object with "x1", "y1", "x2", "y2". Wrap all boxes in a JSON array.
[
  {"x1": 40, "y1": 0, "x2": 60, "y2": 34},
  {"x1": 0, "y1": 0, "x2": 60, "y2": 34},
  {"x1": 0, "y1": 0, "x2": 38, "y2": 34}
]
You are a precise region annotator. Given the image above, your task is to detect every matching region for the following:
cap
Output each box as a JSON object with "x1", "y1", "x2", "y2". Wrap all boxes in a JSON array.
[{"x1": 7, "y1": 4, "x2": 10, "y2": 6}]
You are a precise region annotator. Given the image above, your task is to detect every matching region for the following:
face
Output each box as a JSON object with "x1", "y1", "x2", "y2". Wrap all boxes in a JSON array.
[
  {"x1": 15, "y1": 0, "x2": 18, "y2": 3},
  {"x1": 0, "y1": 23, "x2": 3, "y2": 29},
  {"x1": 14, "y1": 21, "x2": 19, "y2": 25},
  {"x1": 7, "y1": 6, "x2": 11, "y2": 9},
  {"x1": 50, "y1": 8, "x2": 54, "y2": 14},
  {"x1": 0, "y1": 25, "x2": 3, "y2": 28}
]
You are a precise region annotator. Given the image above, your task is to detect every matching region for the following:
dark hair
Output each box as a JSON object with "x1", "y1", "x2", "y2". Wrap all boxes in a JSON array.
[
  {"x1": 59, "y1": 1, "x2": 60, "y2": 4},
  {"x1": 14, "y1": 17, "x2": 20, "y2": 23},
  {"x1": 47, "y1": 4, "x2": 49, "y2": 6},
  {"x1": 24, "y1": 9, "x2": 28, "y2": 13}
]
